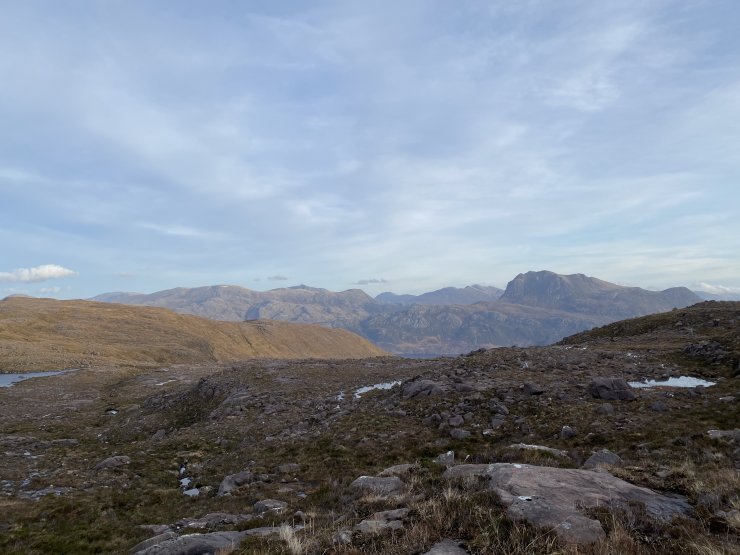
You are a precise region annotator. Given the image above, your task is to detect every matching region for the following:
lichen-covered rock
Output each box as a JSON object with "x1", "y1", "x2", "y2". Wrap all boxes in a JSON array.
[
  {"x1": 587, "y1": 378, "x2": 636, "y2": 401},
  {"x1": 350, "y1": 475, "x2": 404, "y2": 496}
]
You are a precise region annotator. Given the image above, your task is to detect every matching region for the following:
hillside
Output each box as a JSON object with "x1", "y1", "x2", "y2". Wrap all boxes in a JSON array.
[
  {"x1": 0, "y1": 297, "x2": 386, "y2": 371},
  {"x1": 376, "y1": 285, "x2": 503, "y2": 305}
]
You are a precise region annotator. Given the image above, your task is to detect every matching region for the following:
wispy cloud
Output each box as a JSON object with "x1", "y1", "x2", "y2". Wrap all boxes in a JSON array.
[
  {"x1": 0, "y1": 264, "x2": 77, "y2": 283},
  {"x1": 353, "y1": 278, "x2": 387, "y2": 285},
  {"x1": 694, "y1": 283, "x2": 740, "y2": 295},
  {"x1": 267, "y1": 275, "x2": 288, "y2": 281}
]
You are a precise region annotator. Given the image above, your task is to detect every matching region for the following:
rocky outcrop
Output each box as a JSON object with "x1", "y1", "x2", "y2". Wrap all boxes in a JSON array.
[
  {"x1": 587, "y1": 378, "x2": 636, "y2": 401},
  {"x1": 444, "y1": 463, "x2": 691, "y2": 545}
]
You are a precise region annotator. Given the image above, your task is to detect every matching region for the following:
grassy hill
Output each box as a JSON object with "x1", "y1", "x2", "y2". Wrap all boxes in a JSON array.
[{"x1": 0, "y1": 297, "x2": 387, "y2": 372}]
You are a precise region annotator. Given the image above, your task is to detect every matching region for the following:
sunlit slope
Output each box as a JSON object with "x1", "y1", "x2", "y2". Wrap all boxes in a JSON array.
[{"x1": 0, "y1": 297, "x2": 387, "y2": 371}]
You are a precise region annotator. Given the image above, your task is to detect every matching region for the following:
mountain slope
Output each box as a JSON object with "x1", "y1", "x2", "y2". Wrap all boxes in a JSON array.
[
  {"x1": 0, "y1": 297, "x2": 386, "y2": 371},
  {"x1": 501, "y1": 271, "x2": 700, "y2": 318},
  {"x1": 376, "y1": 284, "x2": 503, "y2": 305}
]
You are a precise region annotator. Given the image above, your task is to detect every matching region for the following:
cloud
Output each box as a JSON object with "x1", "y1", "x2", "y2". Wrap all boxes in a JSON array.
[
  {"x1": 267, "y1": 275, "x2": 288, "y2": 281},
  {"x1": 0, "y1": 264, "x2": 77, "y2": 283},
  {"x1": 138, "y1": 223, "x2": 223, "y2": 240},
  {"x1": 353, "y1": 278, "x2": 388, "y2": 285},
  {"x1": 694, "y1": 283, "x2": 740, "y2": 295}
]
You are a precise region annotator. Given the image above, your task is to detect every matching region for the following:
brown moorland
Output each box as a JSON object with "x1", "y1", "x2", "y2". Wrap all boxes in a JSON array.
[{"x1": 0, "y1": 296, "x2": 387, "y2": 372}]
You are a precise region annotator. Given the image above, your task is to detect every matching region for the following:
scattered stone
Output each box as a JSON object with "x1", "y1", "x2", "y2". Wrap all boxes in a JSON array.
[
  {"x1": 132, "y1": 529, "x2": 286, "y2": 555},
  {"x1": 434, "y1": 451, "x2": 455, "y2": 467},
  {"x1": 707, "y1": 429, "x2": 740, "y2": 441},
  {"x1": 588, "y1": 378, "x2": 636, "y2": 401},
  {"x1": 448, "y1": 415, "x2": 464, "y2": 427},
  {"x1": 94, "y1": 455, "x2": 130, "y2": 471},
  {"x1": 650, "y1": 401, "x2": 669, "y2": 412},
  {"x1": 151, "y1": 429, "x2": 166, "y2": 441},
  {"x1": 490, "y1": 401, "x2": 509, "y2": 415},
  {"x1": 276, "y1": 463, "x2": 300, "y2": 474},
  {"x1": 350, "y1": 476, "x2": 404, "y2": 497},
  {"x1": 560, "y1": 426, "x2": 576, "y2": 439},
  {"x1": 523, "y1": 383, "x2": 545, "y2": 396},
  {"x1": 450, "y1": 429, "x2": 471, "y2": 440},
  {"x1": 333, "y1": 529, "x2": 353, "y2": 545},
  {"x1": 254, "y1": 499, "x2": 287, "y2": 514},
  {"x1": 582, "y1": 449, "x2": 623, "y2": 470},
  {"x1": 402, "y1": 380, "x2": 444, "y2": 399},
  {"x1": 354, "y1": 508, "x2": 409, "y2": 534},
  {"x1": 423, "y1": 538, "x2": 469, "y2": 555},
  {"x1": 379, "y1": 464, "x2": 415, "y2": 477}
]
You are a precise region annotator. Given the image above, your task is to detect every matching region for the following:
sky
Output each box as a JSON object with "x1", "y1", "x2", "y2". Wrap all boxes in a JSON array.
[{"x1": 1, "y1": 0, "x2": 739, "y2": 299}]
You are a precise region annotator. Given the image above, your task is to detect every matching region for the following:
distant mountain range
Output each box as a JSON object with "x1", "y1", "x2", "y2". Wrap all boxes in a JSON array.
[{"x1": 92, "y1": 271, "x2": 702, "y2": 356}]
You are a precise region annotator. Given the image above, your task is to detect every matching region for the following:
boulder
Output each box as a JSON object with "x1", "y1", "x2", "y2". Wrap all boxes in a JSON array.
[
  {"x1": 354, "y1": 508, "x2": 409, "y2": 534},
  {"x1": 523, "y1": 383, "x2": 545, "y2": 396},
  {"x1": 433, "y1": 451, "x2": 455, "y2": 467},
  {"x1": 587, "y1": 378, "x2": 636, "y2": 401},
  {"x1": 402, "y1": 380, "x2": 444, "y2": 399},
  {"x1": 254, "y1": 499, "x2": 287, "y2": 514},
  {"x1": 133, "y1": 530, "x2": 248, "y2": 554},
  {"x1": 217, "y1": 470, "x2": 254, "y2": 496},
  {"x1": 444, "y1": 463, "x2": 690, "y2": 545},
  {"x1": 450, "y1": 429, "x2": 471, "y2": 440},
  {"x1": 582, "y1": 449, "x2": 623, "y2": 470},
  {"x1": 94, "y1": 455, "x2": 131, "y2": 471},
  {"x1": 379, "y1": 464, "x2": 415, "y2": 477},
  {"x1": 508, "y1": 443, "x2": 568, "y2": 458},
  {"x1": 423, "y1": 539, "x2": 469, "y2": 554},
  {"x1": 276, "y1": 463, "x2": 300, "y2": 474},
  {"x1": 175, "y1": 512, "x2": 252, "y2": 529},
  {"x1": 350, "y1": 476, "x2": 404, "y2": 497}
]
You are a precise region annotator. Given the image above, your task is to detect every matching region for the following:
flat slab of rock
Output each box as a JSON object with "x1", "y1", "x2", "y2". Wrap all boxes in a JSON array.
[
  {"x1": 423, "y1": 539, "x2": 469, "y2": 555},
  {"x1": 444, "y1": 463, "x2": 690, "y2": 545},
  {"x1": 354, "y1": 508, "x2": 409, "y2": 534},
  {"x1": 508, "y1": 443, "x2": 568, "y2": 458},
  {"x1": 402, "y1": 380, "x2": 444, "y2": 399},
  {"x1": 350, "y1": 476, "x2": 404, "y2": 496},
  {"x1": 588, "y1": 378, "x2": 636, "y2": 401},
  {"x1": 175, "y1": 512, "x2": 252, "y2": 529},
  {"x1": 132, "y1": 527, "x2": 289, "y2": 554}
]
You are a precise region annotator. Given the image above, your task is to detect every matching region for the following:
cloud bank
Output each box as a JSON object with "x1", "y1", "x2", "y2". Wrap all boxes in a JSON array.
[{"x1": 0, "y1": 265, "x2": 77, "y2": 283}]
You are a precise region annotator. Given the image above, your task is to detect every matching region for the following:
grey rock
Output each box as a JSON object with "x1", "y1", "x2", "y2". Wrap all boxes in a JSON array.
[
  {"x1": 132, "y1": 529, "x2": 264, "y2": 554},
  {"x1": 379, "y1": 464, "x2": 415, "y2": 477},
  {"x1": 217, "y1": 470, "x2": 253, "y2": 496},
  {"x1": 707, "y1": 429, "x2": 740, "y2": 441},
  {"x1": 650, "y1": 401, "x2": 669, "y2": 412},
  {"x1": 448, "y1": 415, "x2": 464, "y2": 427},
  {"x1": 560, "y1": 426, "x2": 576, "y2": 439},
  {"x1": 276, "y1": 463, "x2": 300, "y2": 474},
  {"x1": 402, "y1": 380, "x2": 444, "y2": 399},
  {"x1": 490, "y1": 401, "x2": 509, "y2": 415},
  {"x1": 423, "y1": 539, "x2": 469, "y2": 555},
  {"x1": 333, "y1": 529, "x2": 353, "y2": 545},
  {"x1": 151, "y1": 429, "x2": 166, "y2": 441},
  {"x1": 94, "y1": 455, "x2": 130, "y2": 471},
  {"x1": 588, "y1": 378, "x2": 636, "y2": 401},
  {"x1": 354, "y1": 508, "x2": 409, "y2": 534},
  {"x1": 446, "y1": 463, "x2": 691, "y2": 545},
  {"x1": 350, "y1": 476, "x2": 404, "y2": 496},
  {"x1": 582, "y1": 449, "x2": 623, "y2": 470},
  {"x1": 130, "y1": 532, "x2": 177, "y2": 554},
  {"x1": 508, "y1": 443, "x2": 568, "y2": 458},
  {"x1": 433, "y1": 451, "x2": 455, "y2": 467},
  {"x1": 450, "y1": 428, "x2": 471, "y2": 440},
  {"x1": 489, "y1": 416, "x2": 506, "y2": 429},
  {"x1": 175, "y1": 513, "x2": 252, "y2": 529},
  {"x1": 523, "y1": 382, "x2": 545, "y2": 396},
  {"x1": 253, "y1": 499, "x2": 287, "y2": 514}
]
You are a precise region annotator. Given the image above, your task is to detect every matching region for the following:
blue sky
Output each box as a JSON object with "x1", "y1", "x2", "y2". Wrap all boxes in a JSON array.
[{"x1": 1, "y1": 0, "x2": 739, "y2": 299}]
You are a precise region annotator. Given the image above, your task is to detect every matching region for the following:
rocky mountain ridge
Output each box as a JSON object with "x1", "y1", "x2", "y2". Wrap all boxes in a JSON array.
[{"x1": 93, "y1": 271, "x2": 701, "y2": 356}]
